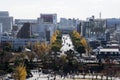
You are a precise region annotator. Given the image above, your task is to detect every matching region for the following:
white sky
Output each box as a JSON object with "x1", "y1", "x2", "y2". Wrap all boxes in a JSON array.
[{"x1": 0, "y1": 0, "x2": 120, "y2": 20}]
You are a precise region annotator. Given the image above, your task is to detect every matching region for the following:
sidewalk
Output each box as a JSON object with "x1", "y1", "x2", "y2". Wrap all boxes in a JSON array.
[{"x1": 27, "y1": 71, "x2": 120, "y2": 80}]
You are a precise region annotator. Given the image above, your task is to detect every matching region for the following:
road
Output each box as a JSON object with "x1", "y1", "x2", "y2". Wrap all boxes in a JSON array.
[{"x1": 60, "y1": 34, "x2": 74, "y2": 53}]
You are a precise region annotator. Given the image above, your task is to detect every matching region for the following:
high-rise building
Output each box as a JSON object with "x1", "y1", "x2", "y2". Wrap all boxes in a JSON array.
[
  {"x1": 17, "y1": 23, "x2": 31, "y2": 38},
  {"x1": 15, "y1": 19, "x2": 37, "y2": 27},
  {"x1": 40, "y1": 14, "x2": 57, "y2": 24},
  {"x1": 77, "y1": 21, "x2": 87, "y2": 37},
  {"x1": 34, "y1": 14, "x2": 57, "y2": 41},
  {"x1": 0, "y1": 11, "x2": 9, "y2": 17},
  {"x1": 84, "y1": 16, "x2": 107, "y2": 40},
  {"x1": 58, "y1": 18, "x2": 80, "y2": 33},
  {"x1": 15, "y1": 19, "x2": 38, "y2": 38},
  {"x1": 0, "y1": 11, "x2": 13, "y2": 33}
]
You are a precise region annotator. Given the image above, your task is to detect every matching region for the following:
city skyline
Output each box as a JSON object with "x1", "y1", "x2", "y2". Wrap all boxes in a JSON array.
[{"x1": 0, "y1": 0, "x2": 120, "y2": 20}]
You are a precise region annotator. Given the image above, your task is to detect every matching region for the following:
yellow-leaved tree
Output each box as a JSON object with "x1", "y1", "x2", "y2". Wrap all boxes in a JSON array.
[
  {"x1": 81, "y1": 37, "x2": 88, "y2": 48},
  {"x1": 72, "y1": 30, "x2": 81, "y2": 38},
  {"x1": 50, "y1": 30, "x2": 60, "y2": 44},
  {"x1": 34, "y1": 41, "x2": 40, "y2": 51},
  {"x1": 81, "y1": 37, "x2": 91, "y2": 55},
  {"x1": 55, "y1": 30, "x2": 60, "y2": 35},
  {"x1": 14, "y1": 64, "x2": 27, "y2": 80},
  {"x1": 71, "y1": 30, "x2": 91, "y2": 55},
  {"x1": 34, "y1": 41, "x2": 50, "y2": 58},
  {"x1": 51, "y1": 35, "x2": 57, "y2": 43},
  {"x1": 39, "y1": 42, "x2": 50, "y2": 54}
]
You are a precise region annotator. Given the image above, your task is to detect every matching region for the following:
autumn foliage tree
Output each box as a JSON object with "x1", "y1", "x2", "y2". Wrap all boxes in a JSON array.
[
  {"x1": 70, "y1": 30, "x2": 82, "y2": 47},
  {"x1": 34, "y1": 41, "x2": 50, "y2": 59},
  {"x1": 14, "y1": 64, "x2": 27, "y2": 80},
  {"x1": 48, "y1": 30, "x2": 62, "y2": 69},
  {"x1": 50, "y1": 30, "x2": 60, "y2": 44},
  {"x1": 51, "y1": 35, "x2": 57, "y2": 43},
  {"x1": 81, "y1": 37, "x2": 91, "y2": 55},
  {"x1": 70, "y1": 30, "x2": 91, "y2": 55},
  {"x1": 50, "y1": 30, "x2": 62, "y2": 52},
  {"x1": 72, "y1": 30, "x2": 81, "y2": 38}
]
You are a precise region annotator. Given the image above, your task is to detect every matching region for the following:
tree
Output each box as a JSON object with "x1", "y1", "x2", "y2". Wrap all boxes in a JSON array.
[
  {"x1": 51, "y1": 35, "x2": 57, "y2": 43},
  {"x1": 55, "y1": 30, "x2": 60, "y2": 35},
  {"x1": 72, "y1": 30, "x2": 81, "y2": 38},
  {"x1": 50, "y1": 30, "x2": 62, "y2": 53},
  {"x1": 3, "y1": 42, "x2": 12, "y2": 52},
  {"x1": 64, "y1": 49, "x2": 79, "y2": 73},
  {"x1": 73, "y1": 39, "x2": 82, "y2": 49},
  {"x1": 76, "y1": 45, "x2": 86, "y2": 54},
  {"x1": 51, "y1": 42, "x2": 61, "y2": 53},
  {"x1": 81, "y1": 37, "x2": 91, "y2": 55},
  {"x1": 0, "y1": 50, "x2": 6, "y2": 63},
  {"x1": 50, "y1": 30, "x2": 61, "y2": 44},
  {"x1": 14, "y1": 64, "x2": 27, "y2": 80},
  {"x1": 49, "y1": 30, "x2": 62, "y2": 70},
  {"x1": 26, "y1": 42, "x2": 33, "y2": 50},
  {"x1": 81, "y1": 37, "x2": 87, "y2": 48},
  {"x1": 60, "y1": 54, "x2": 67, "y2": 64},
  {"x1": 71, "y1": 30, "x2": 91, "y2": 55},
  {"x1": 33, "y1": 41, "x2": 50, "y2": 59},
  {"x1": 58, "y1": 54, "x2": 67, "y2": 71}
]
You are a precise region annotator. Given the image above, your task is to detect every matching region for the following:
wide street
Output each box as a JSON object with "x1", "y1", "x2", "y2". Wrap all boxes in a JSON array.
[{"x1": 60, "y1": 34, "x2": 74, "y2": 52}]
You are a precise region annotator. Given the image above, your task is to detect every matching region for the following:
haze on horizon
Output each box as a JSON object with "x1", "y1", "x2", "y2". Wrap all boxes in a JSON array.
[{"x1": 0, "y1": 0, "x2": 120, "y2": 20}]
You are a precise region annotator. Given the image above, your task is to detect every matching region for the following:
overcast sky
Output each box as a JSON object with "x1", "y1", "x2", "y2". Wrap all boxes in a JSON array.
[{"x1": 0, "y1": 0, "x2": 120, "y2": 20}]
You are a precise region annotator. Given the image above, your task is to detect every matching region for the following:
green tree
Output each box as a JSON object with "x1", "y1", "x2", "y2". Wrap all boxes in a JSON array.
[
  {"x1": 76, "y1": 45, "x2": 86, "y2": 54},
  {"x1": 3, "y1": 42, "x2": 12, "y2": 52}
]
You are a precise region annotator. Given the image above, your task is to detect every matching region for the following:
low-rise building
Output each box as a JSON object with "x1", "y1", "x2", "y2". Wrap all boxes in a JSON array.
[
  {"x1": 97, "y1": 48, "x2": 120, "y2": 59},
  {"x1": 58, "y1": 18, "x2": 80, "y2": 33},
  {"x1": 1, "y1": 38, "x2": 41, "y2": 50}
]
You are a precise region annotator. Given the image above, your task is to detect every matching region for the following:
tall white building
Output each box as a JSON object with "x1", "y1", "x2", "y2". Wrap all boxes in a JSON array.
[
  {"x1": 31, "y1": 14, "x2": 57, "y2": 41},
  {"x1": 0, "y1": 11, "x2": 13, "y2": 33}
]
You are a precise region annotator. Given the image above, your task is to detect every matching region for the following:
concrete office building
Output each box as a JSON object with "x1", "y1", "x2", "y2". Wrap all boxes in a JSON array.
[
  {"x1": 15, "y1": 19, "x2": 37, "y2": 27},
  {"x1": 82, "y1": 16, "x2": 107, "y2": 41},
  {"x1": 40, "y1": 14, "x2": 57, "y2": 24},
  {"x1": 14, "y1": 14, "x2": 57, "y2": 42},
  {"x1": 34, "y1": 14, "x2": 57, "y2": 41},
  {"x1": 1, "y1": 38, "x2": 41, "y2": 50},
  {"x1": 14, "y1": 19, "x2": 37, "y2": 38},
  {"x1": 0, "y1": 11, "x2": 9, "y2": 17},
  {"x1": 58, "y1": 18, "x2": 80, "y2": 33},
  {"x1": 17, "y1": 23, "x2": 31, "y2": 39},
  {"x1": 77, "y1": 21, "x2": 88, "y2": 37},
  {"x1": 0, "y1": 11, "x2": 13, "y2": 33}
]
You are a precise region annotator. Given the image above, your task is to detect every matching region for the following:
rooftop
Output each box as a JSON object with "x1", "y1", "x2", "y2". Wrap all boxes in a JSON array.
[{"x1": 99, "y1": 48, "x2": 119, "y2": 52}]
